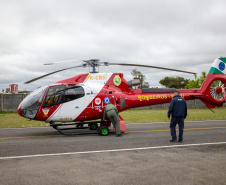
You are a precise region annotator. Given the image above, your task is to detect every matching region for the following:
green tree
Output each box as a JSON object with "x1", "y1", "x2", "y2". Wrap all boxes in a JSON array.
[
  {"x1": 131, "y1": 69, "x2": 149, "y2": 88},
  {"x1": 186, "y1": 71, "x2": 207, "y2": 88},
  {"x1": 159, "y1": 76, "x2": 189, "y2": 89}
]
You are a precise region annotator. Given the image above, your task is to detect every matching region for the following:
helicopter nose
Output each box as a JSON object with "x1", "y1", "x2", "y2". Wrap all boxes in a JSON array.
[{"x1": 17, "y1": 103, "x2": 23, "y2": 117}]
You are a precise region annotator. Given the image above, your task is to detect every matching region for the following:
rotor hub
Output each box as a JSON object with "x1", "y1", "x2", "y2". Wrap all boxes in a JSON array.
[{"x1": 216, "y1": 86, "x2": 223, "y2": 94}]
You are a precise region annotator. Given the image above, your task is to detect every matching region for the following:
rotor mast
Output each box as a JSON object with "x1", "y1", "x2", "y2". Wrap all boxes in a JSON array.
[
  {"x1": 83, "y1": 59, "x2": 98, "y2": 73},
  {"x1": 91, "y1": 59, "x2": 99, "y2": 73},
  {"x1": 83, "y1": 59, "x2": 109, "y2": 73}
]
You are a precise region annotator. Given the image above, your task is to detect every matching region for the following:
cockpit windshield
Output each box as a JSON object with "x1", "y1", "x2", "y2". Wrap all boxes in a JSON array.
[
  {"x1": 20, "y1": 85, "x2": 86, "y2": 119},
  {"x1": 20, "y1": 86, "x2": 48, "y2": 119}
]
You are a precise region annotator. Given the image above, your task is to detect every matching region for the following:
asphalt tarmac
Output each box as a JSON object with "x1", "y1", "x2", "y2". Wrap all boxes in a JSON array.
[{"x1": 1, "y1": 120, "x2": 226, "y2": 185}]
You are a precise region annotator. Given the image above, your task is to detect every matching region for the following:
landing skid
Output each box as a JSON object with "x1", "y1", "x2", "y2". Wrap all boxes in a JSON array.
[{"x1": 50, "y1": 120, "x2": 111, "y2": 136}]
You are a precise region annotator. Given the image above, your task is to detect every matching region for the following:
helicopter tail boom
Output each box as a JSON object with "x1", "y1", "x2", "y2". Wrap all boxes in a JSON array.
[{"x1": 127, "y1": 58, "x2": 226, "y2": 110}]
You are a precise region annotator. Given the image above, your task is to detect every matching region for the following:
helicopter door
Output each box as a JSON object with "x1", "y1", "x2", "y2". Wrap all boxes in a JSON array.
[
  {"x1": 84, "y1": 86, "x2": 94, "y2": 108},
  {"x1": 42, "y1": 86, "x2": 65, "y2": 119},
  {"x1": 57, "y1": 86, "x2": 86, "y2": 120},
  {"x1": 120, "y1": 98, "x2": 126, "y2": 109}
]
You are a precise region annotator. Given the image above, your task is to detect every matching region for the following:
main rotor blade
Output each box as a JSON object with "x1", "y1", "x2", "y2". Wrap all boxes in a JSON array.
[
  {"x1": 24, "y1": 65, "x2": 83, "y2": 84},
  {"x1": 109, "y1": 63, "x2": 196, "y2": 75},
  {"x1": 44, "y1": 60, "x2": 80, "y2": 65}
]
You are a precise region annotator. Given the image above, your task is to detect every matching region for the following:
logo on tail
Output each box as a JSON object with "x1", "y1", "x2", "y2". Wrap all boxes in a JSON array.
[{"x1": 208, "y1": 58, "x2": 226, "y2": 74}]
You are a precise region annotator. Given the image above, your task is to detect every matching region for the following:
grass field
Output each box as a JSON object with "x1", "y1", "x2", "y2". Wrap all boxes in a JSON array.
[
  {"x1": 120, "y1": 107, "x2": 226, "y2": 123},
  {"x1": 1, "y1": 107, "x2": 226, "y2": 128}
]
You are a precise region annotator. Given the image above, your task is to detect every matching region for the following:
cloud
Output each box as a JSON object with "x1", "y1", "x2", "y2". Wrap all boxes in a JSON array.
[{"x1": 1, "y1": 0, "x2": 226, "y2": 91}]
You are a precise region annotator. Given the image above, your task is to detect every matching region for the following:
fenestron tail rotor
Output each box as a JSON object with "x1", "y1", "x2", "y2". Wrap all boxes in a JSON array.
[
  {"x1": 24, "y1": 59, "x2": 196, "y2": 84},
  {"x1": 210, "y1": 80, "x2": 226, "y2": 100}
]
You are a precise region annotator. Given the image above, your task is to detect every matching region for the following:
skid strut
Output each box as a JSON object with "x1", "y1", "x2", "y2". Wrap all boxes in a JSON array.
[{"x1": 50, "y1": 121, "x2": 111, "y2": 136}]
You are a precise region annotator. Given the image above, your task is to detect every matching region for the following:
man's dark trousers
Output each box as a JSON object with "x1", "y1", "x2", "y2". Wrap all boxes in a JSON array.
[{"x1": 170, "y1": 117, "x2": 184, "y2": 141}]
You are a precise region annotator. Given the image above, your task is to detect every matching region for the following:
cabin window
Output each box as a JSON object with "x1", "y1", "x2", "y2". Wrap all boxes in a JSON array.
[
  {"x1": 63, "y1": 86, "x2": 85, "y2": 102},
  {"x1": 42, "y1": 86, "x2": 65, "y2": 107},
  {"x1": 42, "y1": 86, "x2": 85, "y2": 107}
]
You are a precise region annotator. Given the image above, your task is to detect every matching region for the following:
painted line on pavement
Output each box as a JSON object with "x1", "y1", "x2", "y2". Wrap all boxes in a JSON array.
[
  {"x1": 1, "y1": 126, "x2": 226, "y2": 139},
  {"x1": 1, "y1": 142, "x2": 226, "y2": 160},
  {"x1": 126, "y1": 126, "x2": 226, "y2": 133},
  {"x1": 0, "y1": 135, "x2": 63, "y2": 140}
]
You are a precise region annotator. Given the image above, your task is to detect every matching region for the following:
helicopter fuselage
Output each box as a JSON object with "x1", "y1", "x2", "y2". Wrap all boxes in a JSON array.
[
  {"x1": 18, "y1": 70, "x2": 226, "y2": 123},
  {"x1": 17, "y1": 72, "x2": 175, "y2": 122}
]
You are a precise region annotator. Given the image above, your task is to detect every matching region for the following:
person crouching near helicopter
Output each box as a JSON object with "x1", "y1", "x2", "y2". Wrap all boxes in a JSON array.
[
  {"x1": 168, "y1": 91, "x2": 187, "y2": 143},
  {"x1": 103, "y1": 102, "x2": 122, "y2": 137}
]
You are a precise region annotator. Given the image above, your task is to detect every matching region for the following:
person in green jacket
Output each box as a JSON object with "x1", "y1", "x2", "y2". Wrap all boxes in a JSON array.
[{"x1": 103, "y1": 102, "x2": 122, "y2": 137}]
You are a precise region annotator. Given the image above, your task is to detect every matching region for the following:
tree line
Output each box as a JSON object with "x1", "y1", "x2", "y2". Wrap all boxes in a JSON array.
[{"x1": 131, "y1": 69, "x2": 207, "y2": 89}]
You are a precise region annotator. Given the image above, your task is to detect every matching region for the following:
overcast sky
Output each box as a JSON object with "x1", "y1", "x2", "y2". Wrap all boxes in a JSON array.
[{"x1": 1, "y1": 0, "x2": 226, "y2": 91}]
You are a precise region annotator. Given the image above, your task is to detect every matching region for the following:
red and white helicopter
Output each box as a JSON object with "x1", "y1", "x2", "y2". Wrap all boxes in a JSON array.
[{"x1": 17, "y1": 58, "x2": 226, "y2": 135}]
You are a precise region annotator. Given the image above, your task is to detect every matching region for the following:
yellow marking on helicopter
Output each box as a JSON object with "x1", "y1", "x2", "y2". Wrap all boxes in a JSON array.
[
  {"x1": 86, "y1": 75, "x2": 106, "y2": 80},
  {"x1": 172, "y1": 94, "x2": 184, "y2": 98},
  {"x1": 138, "y1": 94, "x2": 184, "y2": 100},
  {"x1": 59, "y1": 117, "x2": 73, "y2": 121},
  {"x1": 138, "y1": 95, "x2": 168, "y2": 100}
]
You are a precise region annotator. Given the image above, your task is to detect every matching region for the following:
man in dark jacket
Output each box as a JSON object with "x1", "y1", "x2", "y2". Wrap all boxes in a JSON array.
[
  {"x1": 168, "y1": 91, "x2": 187, "y2": 142},
  {"x1": 103, "y1": 102, "x2": 122, "y2": 137}
]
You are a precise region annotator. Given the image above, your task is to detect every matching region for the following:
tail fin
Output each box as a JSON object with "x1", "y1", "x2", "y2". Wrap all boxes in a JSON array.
[
  {"x1": 208, "y1": 57, "x2": 226, "y2": 75},
  {"x1": 200, "y1": 57, "x2": 226, "y2": 108}
]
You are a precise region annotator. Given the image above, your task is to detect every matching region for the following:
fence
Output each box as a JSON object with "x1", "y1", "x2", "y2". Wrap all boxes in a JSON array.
[
  {"x1": 149, "y1": 99, "x2": 208, "y2": 109},
  {"x1": 0, "y1": 94, "x2": 28, "y2": 112}
]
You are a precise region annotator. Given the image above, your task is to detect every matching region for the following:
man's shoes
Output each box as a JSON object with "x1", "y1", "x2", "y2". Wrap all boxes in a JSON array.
[
  {"x1": 116, "y1": 133, "x2": 123, "y2": 137},
  {"x1": 178, "y1": 140, "x2": 183, "y2": 143},
  {"x1": 170, "y1": 139, "x2": 177, "y2": 142}
]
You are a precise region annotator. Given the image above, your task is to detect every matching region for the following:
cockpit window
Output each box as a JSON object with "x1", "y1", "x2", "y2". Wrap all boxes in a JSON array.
[
  {"x1": 20, "y1": 86, "x2": 48, "y2": 119},
  {"x1": 63, "y1": 86, "x2": 85, "y2": 102},
  {"x1": 42, "y1": 86, "x2": 65, "y2": 107}
]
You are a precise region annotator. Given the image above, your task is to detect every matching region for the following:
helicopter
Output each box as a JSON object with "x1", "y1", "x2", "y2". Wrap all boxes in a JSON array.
[{"x1": 17, "y1": 58, "x2": 226, "y2": 136}]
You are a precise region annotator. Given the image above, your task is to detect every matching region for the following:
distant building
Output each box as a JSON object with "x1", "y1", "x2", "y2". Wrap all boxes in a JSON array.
[
  {"x1": 9, "y1": 84, "x2": 18, "y2": 93},
  {"x1": 6, "y1": 88, "x2": 10, "y2": 93}
]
